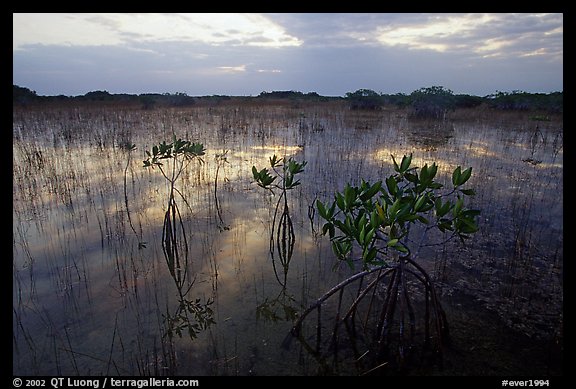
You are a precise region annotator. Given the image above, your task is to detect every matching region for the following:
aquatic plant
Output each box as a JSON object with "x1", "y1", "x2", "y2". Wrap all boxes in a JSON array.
[
  {"x1": 143, "y1": 136, "x2": 215, "y2": 340},
  {"x1": 214, "y1": 150, "x2": 230, "y2": 231},
  {"x1": 121, "y1": 142, "x2": 147, "y2": 249},
  {"x1": 318, "y1": 154, "x2": 478, "y2": 268},
  {"x1": 290, "y1": 154, "x2": 480, "y2": 372},
  {"x1": 252, "y1": 154, "x2": 307, "y2": 287}
]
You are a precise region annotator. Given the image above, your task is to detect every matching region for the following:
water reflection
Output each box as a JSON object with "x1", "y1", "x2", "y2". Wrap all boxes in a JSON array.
[
  {"x1": 13, "y1": 106, "x2": 562, "y2": 375},
  {"x1": 403, "y1": 122, "x2": 455, "y2": 151},
  {"x1": 256, "y1": 289, "x2": 298, "y2": 323}
]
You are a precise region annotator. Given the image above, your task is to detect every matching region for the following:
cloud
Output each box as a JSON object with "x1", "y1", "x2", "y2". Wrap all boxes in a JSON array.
[
  {"x1": 216, "y1": 65, "x2": 247, "y2": 73},
  {"x1": 13, "y1": 13, "x2": 303, "y2": 50},
  {"x1": 13, "y1": 13, "x2": 562, "y2": 97},
  {"x1": 368, "y1": 13, "x2": 563, "y2": 60},
  {"x1": 265, "y1": 13, "x2": 563, "y2": 62},
  {"x1": 13, "y1": 13, "x2": 124, "y2": 49},
  {"x1": 374, "y1": 14, "x2": 483, "y2": 52}
]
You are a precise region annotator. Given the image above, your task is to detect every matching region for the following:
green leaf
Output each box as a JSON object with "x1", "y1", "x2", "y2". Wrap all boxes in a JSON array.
[
  {"x1": 376, "y1": 203, "x2": 385, "y2": 221},
  {"x1": 316, "y1": 199, "x2": 328, "y2": 219},
  {"x1": 363, "y1": 247, "x2": 378, "y2": 264},
  {"x1": 417, "y1": 215, "x2": 429, "y2": 224},
  {"x1": 438, "y1": 218, "x2": 454, "y2": 232},
  {"x1": 441, "y1": 201, "x2": 451, "y2": 217},
  {"x1": 386, "y1": 176, "x2": 398, "y2": 196},
  {"x1": 462, "y1": 209, "x2": 481, "y2": 217},
  {"x1": 380, "y1": 189, "x2": 392, "y2": 205},
  {"x1": 420, "y1": 164, "x2": 429, "y2": 183},
  {"x1": 459, "y1": 188, "x2": 476, "y2": 196},
  {"x1": 344, "y1": 215, "x2": 354, "y2": 235},
  {"x1": 414, "y1": 194, "x2": 427, "y2": 212},
  {"x1": 400, "y1": 153, "x2": 412, "y2": 173},
  {"x1": 435, "y1": 199, "x2": 451, "y2": 217},
  {"x1": 394, "y1": 243, "x2": 409, "y2": 253},
  {"x1": 452, "y1": 166, "x2": 462, "y2": 186},
  {"x1": 388, "y1": 198, "x2": 401, "y2": 219},
  {"x1": 391, "y1": 154, "x2": 400, "y2": 172},
  {"x1": 197, "y1": 143, "x2": 206, "y2": 155},
  {"x1": 365, "y1": 228, "x2": 375, "y2": 245},
  {"x1": 457, "y1": 218, "x2": 479, "y2": 234},
  {"x1": 357, "y1": 212, "x2": 367, "y2": 229},
  {"x1": 387, "y1": 238, "x2": 399, "y2": 247},
  {"x1": 332, "y1": 240, "x2": 352, "y2": 260},
  {"x1": 327, "y1": 201, "x2": 336, "y2": 219},
  {"x1": 459, "y1": 167, "x2": 472, "y2": 185},
  {"x1": 453, "y1": 197, "x2": 464, "y2": 216},
  {"x1": 419, "y1": 202, "x2": 434, "y2": 212},
  {"x1": 269, "y1": 154, "x2": 282, "y2": 167},
  {"x1": 370, "y1": 209, "x2": 380, "y2": 228},
  {"x1": 405, "y1": 172, "x2": 419, "y2": 183},
  {"x1": 428, "y1": 163, "x2": 438, "y2": 181},
  {"x1": 188, "y1": 142, "x2": 206, "y2": 156},
  {"x1": 360, "y1": 181, "x2": 382, "y2": 201},
  {"x1": 404, "y1": 214, "x2": 419, "y2": 222},
  {"x1": 335, "y1": 192, "x2": 345, "y2": 211},
  {"x1": 322, "y1": 223, "x2": 335, "y2": 238},
  {"x1": 332, "y1": 241, "x2": 341, "y2": 257},
  {"x1": 344, "y1": 184, "x2": 356, "y2": 210},
  {"x1": 435, "y1": 198, "x2": 442, "y2": 213},
  {"x1": 396, "y1": 201, "x2": 413, "y2": 220},
  {"x1": 288, "y1": 159, "x2": 307, "y2": 174},
  {"x1": 159, "y1": 141, "x2": 170, "y2": 155}
]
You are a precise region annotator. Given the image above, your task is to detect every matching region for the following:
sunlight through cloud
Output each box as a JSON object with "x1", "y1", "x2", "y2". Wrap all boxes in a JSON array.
[
  {"x1": 13, "y1": 13, "x2": 303, "y2": 50},
  {"x1": 13, "y1": 13, "x2": 562, "y2": 96},
  {"x1": 217, "y1": 65, "x2": 247, "y2": 73},
  {"x1": 370, "y1": 13, "x2": 562, "y2": 61},
  {"x1": 374, "y1": 14, "x2": 495, "y2": 53}
]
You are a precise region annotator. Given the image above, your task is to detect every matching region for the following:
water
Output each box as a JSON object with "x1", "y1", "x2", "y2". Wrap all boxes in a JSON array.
[{"x1": 12, "y1": 104, "x2": 563, "y2": 375}]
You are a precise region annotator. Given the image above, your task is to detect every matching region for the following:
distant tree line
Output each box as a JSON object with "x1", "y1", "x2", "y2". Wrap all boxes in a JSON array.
[
  {"x1": 13, "y1": 85, "x2": 197, "y2": 109},
  {"x1": 484, "y1": 90, "x2": 563, "y2": 112},
  {"x1": 257, "y1": 90, "x2": 329, "y2": 101},
  {"x1": 13, "y1": 85, "x2": 562, "y2": 115},
  {"x1": 344, "y1": 86, "x2": 562, "y2": 117}
]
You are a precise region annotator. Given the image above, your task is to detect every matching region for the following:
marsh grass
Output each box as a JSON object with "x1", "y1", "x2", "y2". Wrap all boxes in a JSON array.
[{"x1": 13, "y1": 103, "x2": 562, "y2": 375}]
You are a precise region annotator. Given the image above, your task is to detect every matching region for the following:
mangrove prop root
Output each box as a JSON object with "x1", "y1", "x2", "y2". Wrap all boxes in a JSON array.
[{"x1": 288, "y1": 255, "x2": 448, "y2": 372}]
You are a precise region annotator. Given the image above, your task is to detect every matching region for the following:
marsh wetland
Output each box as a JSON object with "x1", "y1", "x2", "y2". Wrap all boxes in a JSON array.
[{"x1": 12, "y1": 102, "x2": 562, "y2": 375}]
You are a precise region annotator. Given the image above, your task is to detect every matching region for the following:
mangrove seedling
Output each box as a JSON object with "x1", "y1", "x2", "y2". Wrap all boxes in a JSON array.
[
  {"x1": 252, "y1": 154, "x2": 307, "y2": 287},
  {"x1": 122, "y1": 142, "x2": 146, "y2": 249},
  {"x1": 214, "y1": 150, "x2": 230, "y2": 231},
  {"x1": 289, "y1": 154, "x2": 480, "y2": 372},
  {"x1": 143, "y1": 136, "x2": 214, "y2": 340}
]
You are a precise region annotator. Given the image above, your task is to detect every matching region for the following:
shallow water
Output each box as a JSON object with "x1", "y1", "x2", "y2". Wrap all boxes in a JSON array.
[{"x1": 12, "y1": 104, "x2": 563, "y2": 375}]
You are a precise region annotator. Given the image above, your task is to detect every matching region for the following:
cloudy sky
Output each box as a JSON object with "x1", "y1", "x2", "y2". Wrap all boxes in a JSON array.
[{"x1": 13, "y1": 13, "x2": 563, "y2": 97}]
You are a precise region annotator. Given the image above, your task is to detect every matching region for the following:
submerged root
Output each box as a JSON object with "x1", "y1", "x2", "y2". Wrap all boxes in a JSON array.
[{"x1": 288, "y1": 255, "x2": 448, "y2": 375}]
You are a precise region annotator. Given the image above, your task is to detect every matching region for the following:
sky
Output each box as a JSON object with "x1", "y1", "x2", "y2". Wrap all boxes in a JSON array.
[{"x1": 13, "y1": 13, "x2": 563, "y2": 97}]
